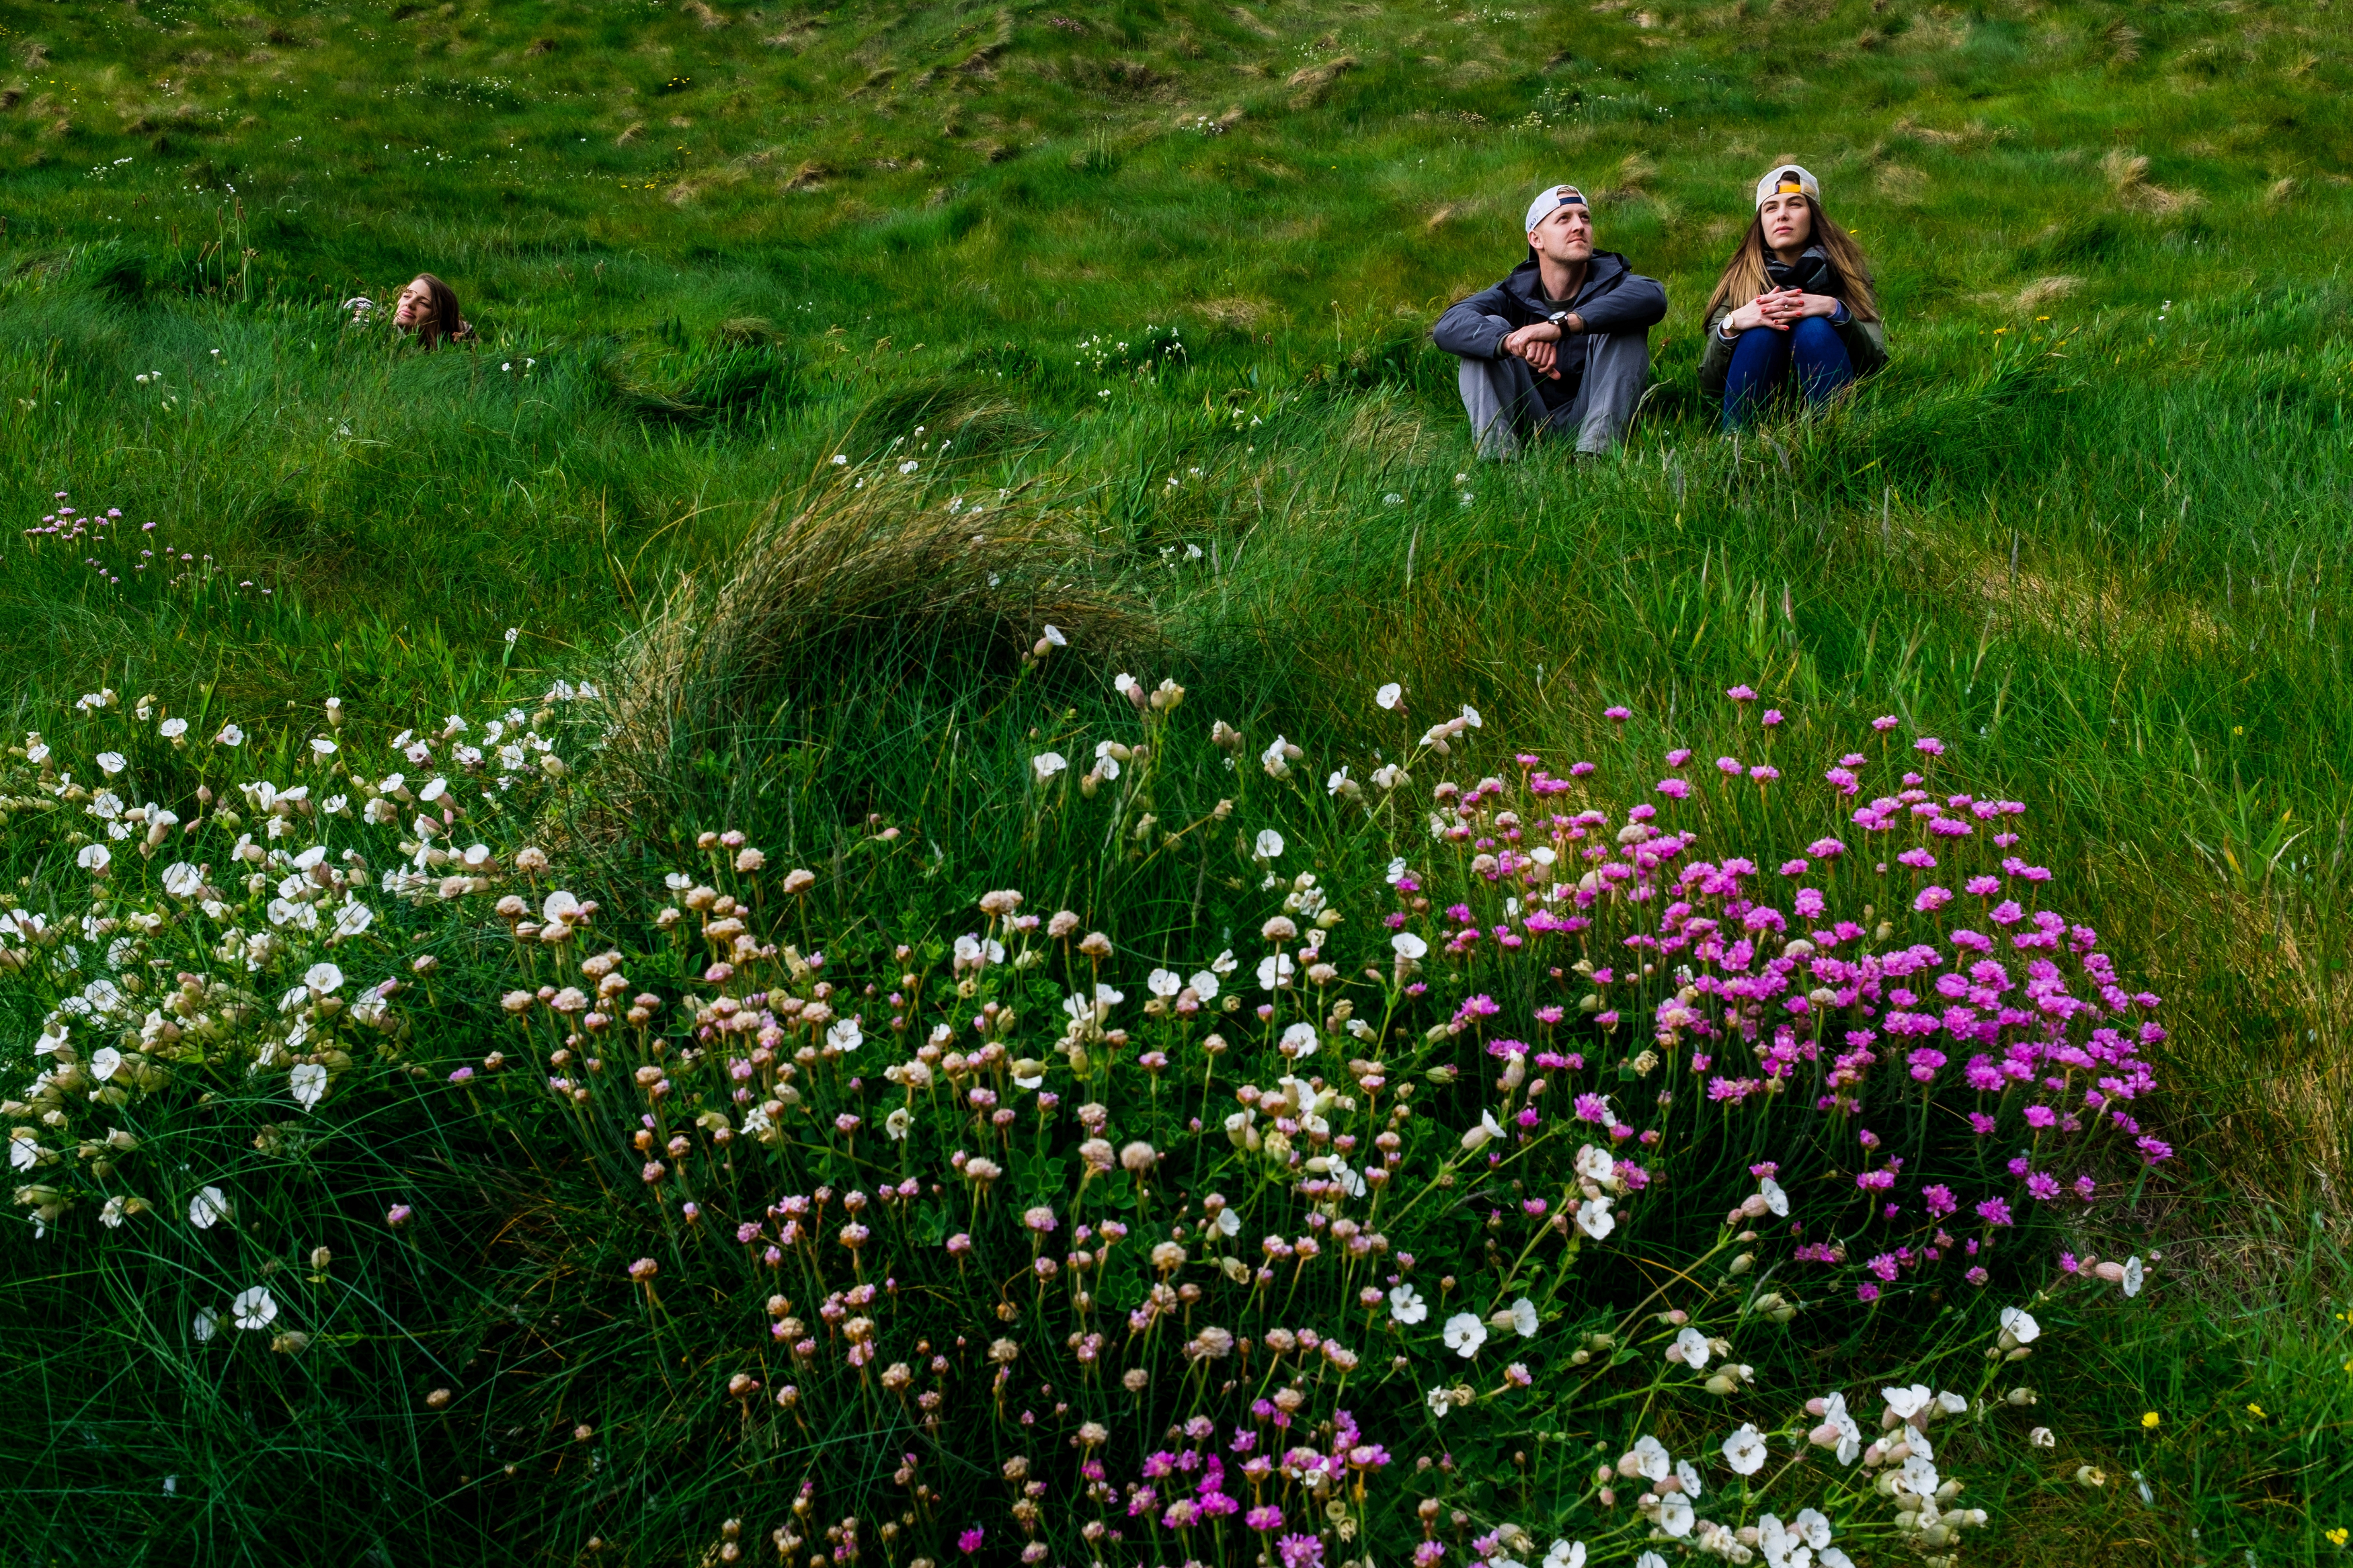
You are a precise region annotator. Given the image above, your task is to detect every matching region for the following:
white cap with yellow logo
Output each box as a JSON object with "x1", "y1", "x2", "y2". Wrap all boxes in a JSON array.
[{"x1": 1753, "y1": 164, "x2": 1821, "y2": 208}]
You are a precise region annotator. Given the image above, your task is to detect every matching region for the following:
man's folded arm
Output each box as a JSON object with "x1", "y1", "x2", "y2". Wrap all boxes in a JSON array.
[
  {"x1": 1431, "y1": 286, "x2": 1515, "y2": 359},
  {"x1": 1572, "y1": 273, "x2": 1668, "y2": 335}
]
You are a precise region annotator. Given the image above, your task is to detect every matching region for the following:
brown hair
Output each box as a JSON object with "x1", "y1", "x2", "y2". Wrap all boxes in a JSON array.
[
  {"x1": 1704, "y1": 196, "x2": 1880, "y2": 324},
  {"x1": 406, "y1": 273, "x2": 471, "y2": 349}
]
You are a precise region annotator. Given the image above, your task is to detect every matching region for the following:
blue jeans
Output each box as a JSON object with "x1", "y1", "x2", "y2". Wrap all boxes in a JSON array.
[{"x1": 1722, "y1": 317, "x2": 1854, "y2": 429}]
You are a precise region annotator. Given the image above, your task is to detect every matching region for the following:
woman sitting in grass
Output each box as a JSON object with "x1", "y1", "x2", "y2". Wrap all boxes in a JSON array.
[
  {"x1": 1700, "y1": 165, "x2": 1884, "y2": 428},
  {"x1": 348, "y1": 273, "x2": 473, "y2": 348}
]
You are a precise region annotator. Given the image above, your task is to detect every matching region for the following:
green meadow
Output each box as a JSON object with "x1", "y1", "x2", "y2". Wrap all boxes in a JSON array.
[{"x1": 1, "y1": 0, "x2": 2348, "y2": 1563}]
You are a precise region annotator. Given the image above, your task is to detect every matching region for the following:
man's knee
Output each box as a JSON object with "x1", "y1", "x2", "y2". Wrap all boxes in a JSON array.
[{"x1": 1587, "y1": 330, "x2": 1651, "y2": 393}]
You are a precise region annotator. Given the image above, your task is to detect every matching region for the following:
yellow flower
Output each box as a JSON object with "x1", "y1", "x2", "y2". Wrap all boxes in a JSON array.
[
  {"x1": 2141, "y1": 1411, "x2": 2161, "y2": 1430},
  {"x1": 2247, "y1": 1402, "x2": 2265, "y2": 1417},
  {"x1": 2326, "y1": 1526, "x2": 2348, "y2": 1548}
]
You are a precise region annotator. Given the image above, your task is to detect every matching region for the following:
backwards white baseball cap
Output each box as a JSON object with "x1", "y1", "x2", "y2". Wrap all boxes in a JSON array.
[
  {"x1": 1754, "y1": 164, "x2": 1821, "y2": 208},
  {"x1": 1523, "y1": 183, "x2": 1589, "y2": 234}
]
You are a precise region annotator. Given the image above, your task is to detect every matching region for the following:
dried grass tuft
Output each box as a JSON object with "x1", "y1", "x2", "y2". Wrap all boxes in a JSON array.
[
  {"x1": 598, "y1": 477, "x2": 1159, "y2": 807},
  {"x1": 2103, "y1": 148, "x2": 2203, "y2": 216}
]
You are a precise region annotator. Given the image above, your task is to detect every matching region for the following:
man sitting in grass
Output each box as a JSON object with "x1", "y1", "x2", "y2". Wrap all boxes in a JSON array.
[{"x1": 1432, "y1": 184, "x2": 1667, "y2": 459}]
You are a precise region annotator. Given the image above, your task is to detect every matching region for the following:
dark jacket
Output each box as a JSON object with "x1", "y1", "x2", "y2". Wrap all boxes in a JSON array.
[{"x1": 1432, "y1": 249, "x2": 1668, "y2": 395}]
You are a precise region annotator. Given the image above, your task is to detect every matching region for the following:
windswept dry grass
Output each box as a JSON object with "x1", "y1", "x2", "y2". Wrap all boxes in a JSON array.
[{"x1": 600, "y1": 466, "x2": 1159, "y2": 809}]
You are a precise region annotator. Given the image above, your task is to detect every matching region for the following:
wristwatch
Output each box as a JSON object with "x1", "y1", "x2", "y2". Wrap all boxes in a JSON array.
[{"x1": 1547, "y1": 310, "x2": 1579, "y2": 334}]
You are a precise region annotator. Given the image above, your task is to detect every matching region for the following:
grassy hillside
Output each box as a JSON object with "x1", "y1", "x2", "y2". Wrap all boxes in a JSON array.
[{"x1": 1, "y1": 0, "x2": 2350, "y2": 1563}]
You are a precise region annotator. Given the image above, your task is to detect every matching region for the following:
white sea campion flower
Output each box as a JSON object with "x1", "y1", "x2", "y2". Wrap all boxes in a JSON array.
[
  {"x1": 2029, "y1": 1426, "x2": 2055, "y2": 1448},
  {"x1": 1425, "y1": 1385, "x2": 1451, "y2": 1415},
  {"x1": 898, "y1": 459, "x2": 918, "y2": 474},
  {"x1": 1636, "y1": 1556, "x2": 1665, "y2": 1568},
  {"x1": 1462, "y1": 1109, "x2": 1505, "y2": 1151},
  {"x1": 1376, "y1": 682, "x2": 1403, "y2": 710},
  {"x1": 1543, "y1": 1542, "x2": 1585, "y2": 1568},
  {"x1": 91, "y1": 1046, "x2": 123, "y2": 1082},
  {"x1": 1254, "y1": 828, "x2": 1284, "y2": 859},
  {"x1": 310, "y1": 737, "x2": 337, "y2": 757},
  {"x1": 1442, "y1": 1312, "x2": 1487, "y2": 1358},
  {"x1": 885, "y1": 1107, "x2": 912, "y2": 1141},
  {"x1": 1147, "y1": 968, "x2": 1182, "y2": 998},
  {"x1": 1575, "y1": 1195, "x2": 1616, "y2": 1240},
  {"x1": 1032, "y1": 751, "x2": 1068, "y2": 783},
  {"x1": 305, "y1": 961, "x2": 344, "y2": 995},
  {"x1": 216, "y1": 724, "x2": 244, "y2": 747},
  {"x1": 1791, "y1": 1509, "x2": 1833, "y2": 1553},
  {"x1": 1809, "y1": 1391, "x2": 1864, "y2": 1464},
  {"x1": 1392, "y1": 931, "x2": 1428, "y2": 960},
  {"x1": 192, "y1": 1309, "x2": 218, "y2": 1344},
  {"x1": 826, "y1": 1018, "x2": 863, "y2": 1053},
  {"x1": 542, "y1": 891, "x2": 582, "y2": 925},
  {"x1": 188, "y1": 1186, "x2": 230, "y2": 1229},
  {"x1": 1628, "y1": 1435, "x2": 1671, "y2": 1482},
  {"x1": 1041, "y1": 624, "x2": 1067, "y2": 647},
  {"x1": 1279, "y1": 1022, "x2": 1318, "y2": 1061},
  {"x1": 1999, "y1": 1306, "x2": 2042, "y2": 1345},
  {"x1": 1674, "y1": 1327, "x2": 1711, "y2": 1370},
  {"x1": 1659, "y1": 1493, "x2": 1694, "y2": 1537},
  {"x1": 1390, "y1": 1283, "x2": 1429, "y2": 1325},
  {"x1": 77, "y1": 844, "x2": 111, "y2": 873},
  {"x1": 99, "y1": 1196, "x2": 129, "y2": 1228},
  {"x1": 290, "y1": 1063, "x2": 327, "y2": 1111},
  {"x1": 1575, "y1": 1144, "x2": 1614, "y2": 1183},
  {"x1": 1676, "y1": 1458, "x2": 1704, "y2": 1499},
  {"x1": 953, "y1": 934, "x2": 1004, "y2": 969},
  {"x1": 1722, "y1": 1423, "x2": 1768, "y2": 1475},
  {"x1": 1256, "y1": 952, "x2": 1293, "y2": 991},
  {"x1": 2122, "y1": 1255, "x2": 2144, "y2": 1297},
  {"x1": 232, "y1": 1286, "x2": 278, "y2": 1331},
  {"x1": 1510, "y1": 1297, "x2": 1538, "y2": 1337},
  {"x1": 161, "y1": 862, "x2": 202, "y2": 897},
  {"x1": 1759, "y1": 1175, "x2": 1789, "y2": 1217},
  {"x1": 95, "y1": 751, "x2": 126, "y2": 775},
  {"x1": 1187, "y1": 968, "x2": 1220, "y2": 1000},
  {"x1": 1883, "y1": 1384, "x2": 1933, "y2": 1421},
  {"x1": 159, "y1": 717, "x2": 188, "y2": 739}
]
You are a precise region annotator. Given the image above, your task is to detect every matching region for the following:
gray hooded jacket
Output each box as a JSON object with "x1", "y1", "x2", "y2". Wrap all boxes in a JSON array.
[{"x1": 1431, "y1": 249, "x2": 1668, "y2": 401}]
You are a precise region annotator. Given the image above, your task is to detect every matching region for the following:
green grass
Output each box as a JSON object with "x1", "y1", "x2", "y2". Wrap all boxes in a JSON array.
[{"x1": 2, "y1": 0, "x2": 2351, "y2": 1562}]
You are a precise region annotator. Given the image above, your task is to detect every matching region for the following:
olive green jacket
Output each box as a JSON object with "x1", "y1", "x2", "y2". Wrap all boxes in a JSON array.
[{"x1": 1698, "y1": 304, "x2": 1888, "y2": 395}]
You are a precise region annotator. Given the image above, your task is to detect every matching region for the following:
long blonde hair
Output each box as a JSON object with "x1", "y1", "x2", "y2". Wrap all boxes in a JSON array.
[{"x1": 1704, "y1": 196, "x2": 1880, "y2": 323}]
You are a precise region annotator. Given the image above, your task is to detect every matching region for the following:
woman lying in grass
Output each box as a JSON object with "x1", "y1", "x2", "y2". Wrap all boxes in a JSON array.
[
  {"x1": 346, "y1": 272, "x2": 473, "y2": 347},
  {"x1": 1700, "y1": 166, "x2": 1885, "y2": 429}
]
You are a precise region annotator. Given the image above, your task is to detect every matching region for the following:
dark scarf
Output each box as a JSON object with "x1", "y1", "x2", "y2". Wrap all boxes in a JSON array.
[{"x1": 1765, "y1": 245, "x2": 1840, "y2": 297}]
